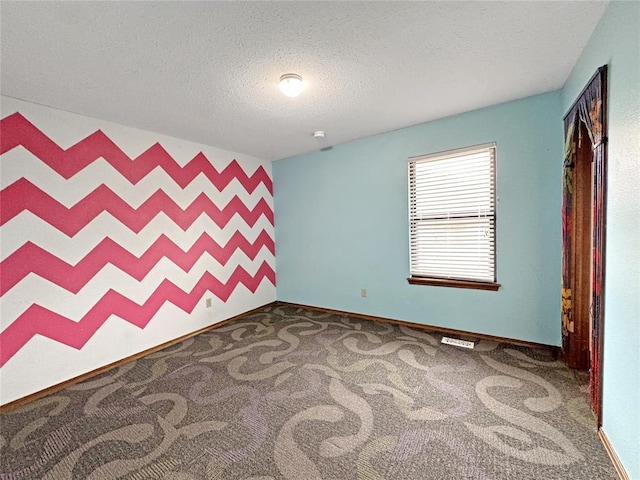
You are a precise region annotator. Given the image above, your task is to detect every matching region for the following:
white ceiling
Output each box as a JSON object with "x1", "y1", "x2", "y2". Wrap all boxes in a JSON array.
[{"x1": 1, "y1": 1, "x2": 608, "y2": 161}]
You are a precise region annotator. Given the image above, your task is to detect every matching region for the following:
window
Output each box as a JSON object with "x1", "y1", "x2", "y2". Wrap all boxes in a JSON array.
[{"x1": 408, "y1": 143, "x2": 499, "y2": 290}]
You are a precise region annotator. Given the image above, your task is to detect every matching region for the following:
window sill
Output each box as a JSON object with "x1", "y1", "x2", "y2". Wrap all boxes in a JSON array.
[{"x1": 407, "y1": 277, "x2": 501, "y2": 291}]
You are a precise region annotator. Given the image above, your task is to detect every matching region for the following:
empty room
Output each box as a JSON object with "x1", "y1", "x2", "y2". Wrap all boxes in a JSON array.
[{"x1": 0, "y1": 1, "x2": 638, "y2": 479}]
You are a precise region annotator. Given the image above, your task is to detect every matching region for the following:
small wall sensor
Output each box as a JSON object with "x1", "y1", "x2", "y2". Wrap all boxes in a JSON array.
[{"x1": 313, "y1": 131, "x2": 326, "y2": 139}]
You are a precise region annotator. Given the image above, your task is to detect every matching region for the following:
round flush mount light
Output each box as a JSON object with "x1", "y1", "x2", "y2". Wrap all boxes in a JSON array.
[{"x1": 279, "y1": 73, "x2": 303, "y2": 97}]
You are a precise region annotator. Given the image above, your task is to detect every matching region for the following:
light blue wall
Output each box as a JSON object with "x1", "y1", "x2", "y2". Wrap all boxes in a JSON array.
[
  {"x1": 562, "y1": 2, "x2": 640, "y2": 477},
  {"x1": 274, "y1": 91, "x2": 563, "y2": 346}
]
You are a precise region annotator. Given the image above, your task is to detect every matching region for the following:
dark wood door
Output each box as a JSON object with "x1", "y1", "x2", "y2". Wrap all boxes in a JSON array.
[
  {"x1": 565, "y1": 122, "x2": 593, "y2": 371},
  {"x1": 562, "y1": 65, "x2": 607, "y2": 425}
]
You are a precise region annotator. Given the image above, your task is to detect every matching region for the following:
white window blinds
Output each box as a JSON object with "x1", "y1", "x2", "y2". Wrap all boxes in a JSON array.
[{"x1": 409, "y1": 143, "x2": 496, "y2": 284}]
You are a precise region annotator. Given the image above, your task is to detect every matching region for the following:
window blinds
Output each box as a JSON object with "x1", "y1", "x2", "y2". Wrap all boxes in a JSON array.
[{"x1": 409, "y1": 143, "x2": 496, "y2": 283}]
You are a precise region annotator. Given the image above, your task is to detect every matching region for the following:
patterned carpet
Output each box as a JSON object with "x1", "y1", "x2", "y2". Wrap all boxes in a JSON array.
[{"x1": 0, "y1": 304, "x2": 617, "y2": 479}]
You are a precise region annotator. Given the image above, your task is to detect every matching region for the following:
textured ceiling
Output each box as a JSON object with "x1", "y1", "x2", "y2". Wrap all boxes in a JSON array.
[{"x1": 1, "y1": 1, "x2": 608, "y2": 161}]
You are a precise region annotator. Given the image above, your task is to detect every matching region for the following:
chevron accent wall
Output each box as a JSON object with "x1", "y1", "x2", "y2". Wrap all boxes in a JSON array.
[{"x1": 0, "y1": 97, "x2": 276, "y2": 404}]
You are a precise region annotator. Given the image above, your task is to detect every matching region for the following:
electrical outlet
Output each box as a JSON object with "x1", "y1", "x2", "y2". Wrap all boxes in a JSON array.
[
  {"x1": 361, "y1": 288, "x2": 367, "y2": 298},
  {"x1": 205, "y1": 298, "x2": 212, "y2": 308}
]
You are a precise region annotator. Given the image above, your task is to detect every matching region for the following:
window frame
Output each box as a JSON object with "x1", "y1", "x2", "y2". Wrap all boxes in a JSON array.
[{"x1": 407, "y1": 142, "x2": 500, "y2": 291}]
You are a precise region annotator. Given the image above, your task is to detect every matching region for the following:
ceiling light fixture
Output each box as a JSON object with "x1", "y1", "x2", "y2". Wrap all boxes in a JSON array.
[
  {"x1": 313, "y1": 131, "x2": 326, "y2": 139},
  {"x1": 279, "y1": 73, "x2": 303, "y2": 97}
]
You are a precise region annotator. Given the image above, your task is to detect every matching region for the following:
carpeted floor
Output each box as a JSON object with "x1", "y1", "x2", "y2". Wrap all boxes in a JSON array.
[{"x1": 0, "y1": 304, "x2": 617, "y2": 479}]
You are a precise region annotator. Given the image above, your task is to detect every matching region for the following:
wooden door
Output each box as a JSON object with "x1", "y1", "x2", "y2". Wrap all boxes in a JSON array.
[{"x1": 562, "y1": 65, "x2": 608, "y2": 424}]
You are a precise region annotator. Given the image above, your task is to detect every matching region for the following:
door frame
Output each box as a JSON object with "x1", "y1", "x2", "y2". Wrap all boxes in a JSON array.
[{"x1": 561, "y1": 65, "x2": 608, "y2": 426}]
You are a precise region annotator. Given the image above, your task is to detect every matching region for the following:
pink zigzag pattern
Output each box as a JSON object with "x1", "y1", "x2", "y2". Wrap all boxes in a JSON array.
[
  {"x1": 0, "y1": 179, "x2": 274, "y2": 235},
  {"x1": 1, "y1": 230, "x2": 275, "y2": 295},
  {"x1": 0, "y1": 262, "x2": 276, "y2": 367},
  {"x1": 0, "y1": 112, "x2": 272, "y2": 194}
]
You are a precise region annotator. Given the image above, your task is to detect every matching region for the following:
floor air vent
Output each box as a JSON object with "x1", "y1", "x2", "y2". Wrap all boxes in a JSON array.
[{"x1": 441, "y1": 336, "x2": 475, "y2": 349}]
